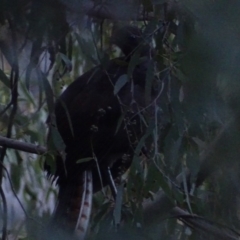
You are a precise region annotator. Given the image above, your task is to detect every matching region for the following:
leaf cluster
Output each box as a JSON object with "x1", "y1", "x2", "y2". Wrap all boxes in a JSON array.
[{"x1": 1, "y1": 1, "x2": 240, "y2": 240}]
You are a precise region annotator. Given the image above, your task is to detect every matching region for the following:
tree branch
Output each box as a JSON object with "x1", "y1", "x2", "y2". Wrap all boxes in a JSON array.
[
  {"x1": 142, "y1": 178, "x2": 240, "y2": 240},
  {"x1": 0, "y1": 136, "x2": 46, "y2": 155}
]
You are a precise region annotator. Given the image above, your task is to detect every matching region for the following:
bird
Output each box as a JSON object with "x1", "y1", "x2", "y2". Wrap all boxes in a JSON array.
[{"x1": 46, "y1": 25, "x2": 158, "y2": 239}]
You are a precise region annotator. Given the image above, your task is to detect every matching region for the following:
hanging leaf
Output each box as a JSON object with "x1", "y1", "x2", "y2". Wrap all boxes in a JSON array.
[
  {"x1": 0, "y1": 68, "x2": 10, "y2": 88},
  {"x1": 76, "y1": 157, "x2": 93, "y2": 164},
  {"x1": 113, "y1": 183, "x2": 124, "y2": 225},
  {"x1": 37, "y1": 69, "x2": 55, "y2": 113},
  {"x1": 19, "y1": 81, "x2": 36, "y2": 107},
  {"x1": 127, "y1": 53, "x2": 141, "y2": 78},
  {"x1": 145, "y1": 60, "x2": 155, "y2": 105},
  {"x1": 114, "y1": 74, "x2": 128, "y2": 95},
  {"x1": 59, "y1": 53, "x2": 72, "y2": 72}
]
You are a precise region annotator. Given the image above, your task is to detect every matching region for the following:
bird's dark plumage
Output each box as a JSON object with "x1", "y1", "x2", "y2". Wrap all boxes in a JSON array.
[{"x1": 47, "y1": 25, "x2": 157, "y2": 238}]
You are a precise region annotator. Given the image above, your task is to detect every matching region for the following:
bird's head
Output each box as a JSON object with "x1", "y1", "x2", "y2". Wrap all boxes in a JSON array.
[{"x1": 111, "y1": 25, "x2": 152, "y2": 58}]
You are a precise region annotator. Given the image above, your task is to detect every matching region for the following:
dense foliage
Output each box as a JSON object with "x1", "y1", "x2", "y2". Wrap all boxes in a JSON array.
[{"x1": 1, "y1": 0, "x2": 240, "y2": 239}]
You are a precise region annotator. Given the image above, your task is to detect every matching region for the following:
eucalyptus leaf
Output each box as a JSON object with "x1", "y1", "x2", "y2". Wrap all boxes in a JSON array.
[
  {"x1": 59, "y1": 53, "x2": 72, "y2": 72},
  {"x1": 114, "y1": 74, "x2": 128, "y2": 95},
  {"x1": 37, "y1": 69, "x2": 55, "y2": 113},
  {"x1": 19, "y1": 81, "x2": 36, "y2": 107},
  {"x1": 113, "y1": 184, "x2": 124, "y2": 225},
  {"x1": 76, "y1": 157, "x2": 93, "y2": 164},
  {"x1": 0, "y1": 68, "x2": 10, "y2": 88}
]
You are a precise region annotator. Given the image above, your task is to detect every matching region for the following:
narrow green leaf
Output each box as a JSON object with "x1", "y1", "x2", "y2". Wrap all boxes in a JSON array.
[
  {"x1": 145, "y1": 60, "x2": 155, "y2": 105},
  {"x1": 50, "y1": 125, "x2": 65, "y2": 152},
  {"x1": 115, "y1": 112, "x2": 125, "y2": 135},
  {"x1": 182, "y1": 165, "x2": 193, "y2": 213},
  {"x1": 19, "y1": 81, "x2": 36, "y2": 107},
  {"x1": 0, "y1": 69, "x2": 10, "y2": 88},
  {"x1": 131, "y1": 120, "x2": 155, "y2": 173},
  {"x1": 38, "y1": 69, "x2": 55, "y2": 113},
  {"x1": 59, "y1": 53, "x2": 72, "y2": 71},
  {"x1": 76, "y1": 157, "x2": 93, "y2": 164},
  {"x1": 127, "y1": 53, "x2": 141, "y2": 78},
  {"x1": 11, "y1": 163, "x2": 21, "y2": 192},
  {"x1": 114, "y1": 74, "x2": 128, "y2": 95},
  {"x1": 58, "y1": 99, "x2": 75, "y2": 137},
  {"x1": 113, "y1": 183, "x2": 124, "y2": 225}
]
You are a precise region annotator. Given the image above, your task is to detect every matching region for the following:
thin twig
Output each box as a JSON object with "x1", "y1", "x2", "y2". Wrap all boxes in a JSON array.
[
  {"x1": 0, "y1": 136, "x2": 47, "y2": 155},
  {"x1": 0, "y1": 186, "x2": 7, "y2": 240},
  {"x1": 0, "y1": 101, "x2": 12, "y2": 117}
]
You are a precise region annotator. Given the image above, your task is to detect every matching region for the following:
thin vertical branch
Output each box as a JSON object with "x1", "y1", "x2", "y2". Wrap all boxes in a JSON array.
[
  {"x1": 0, "y1": 15, "x2": 19, "y2": 240},
  {"x1": 0, "y1": 187, "x2": 7, "y2": 239}
]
